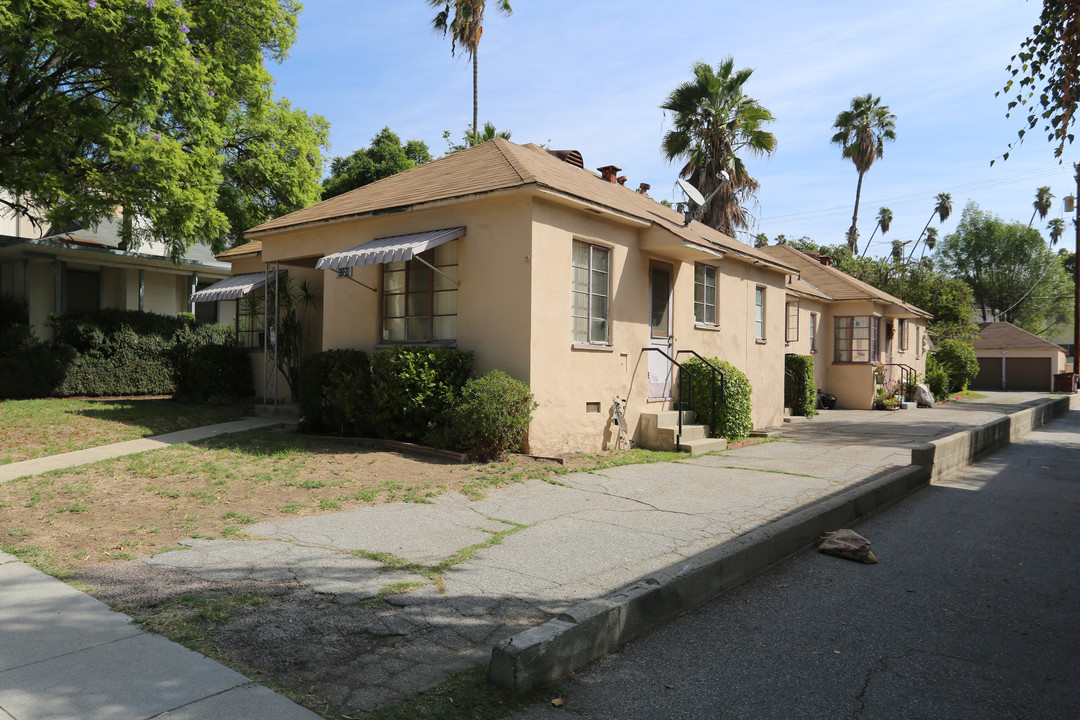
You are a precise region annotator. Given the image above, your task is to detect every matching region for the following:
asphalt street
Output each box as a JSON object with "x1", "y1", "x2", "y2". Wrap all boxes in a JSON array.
[{"x1": 512, "y1": 407, "x2": 1080, "y2": 720}]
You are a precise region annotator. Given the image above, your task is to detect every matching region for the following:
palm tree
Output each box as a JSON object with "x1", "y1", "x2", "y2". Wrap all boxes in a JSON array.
[
  {"x1": 860, "y1": 206, "x2": 893, "y2": 257},
  {"x1": 891, "y1": 238, "x2": 905, "y2": 263},
  {"x1": 1048, "y1": 216, "x2": 1066, "y2": 246},
  {"x1": 661, "y1": 57, "x2": 776, "y2": 235},
  {"x1": 909, "y1": 192, "x2": 952, "y2": 259},
  {"x1": 429, "y1": 1, "x2": 513, "y2": 144},
  {"x1": 831, "y1": 94, "x2": 897, "y2": 254},
  {"x1": 1028, "y1": 186, "x2": 1054, "y2": 227},
  {"x1": 923, "y1": 226, "x2": 939, "y2": 253}
]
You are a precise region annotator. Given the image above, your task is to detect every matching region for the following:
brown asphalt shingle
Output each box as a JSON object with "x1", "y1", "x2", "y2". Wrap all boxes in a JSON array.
[
  {"x1": 758, "y1": 244, "x2": 931, "y2": 318},
  {"x1": 244, "y1": 138, "x2": 795, "y2": 273},
  {"x1": 974, "y1": 321, "x2": 1065, "y2": 352}
]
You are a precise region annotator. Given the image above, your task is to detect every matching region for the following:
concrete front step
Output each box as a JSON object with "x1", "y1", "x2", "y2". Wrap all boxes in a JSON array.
[
  {"x1": 253, "y1": 403, "x2": 301, "y2": 422},
  {"x1": 638, "y1": 411, "x2": 725, "y2": 454},
  {"x1": 678, "y1": 436, "x2": 728, "y2": 456}
]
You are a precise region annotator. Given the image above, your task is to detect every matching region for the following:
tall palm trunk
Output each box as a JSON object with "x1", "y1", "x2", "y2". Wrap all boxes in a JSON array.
[
  {"x1": 848, "y1": 169, "x2": 866, "y2": 253},
  {"x1": 472, "y1": 53, "x2": 479, "y2": 144}
]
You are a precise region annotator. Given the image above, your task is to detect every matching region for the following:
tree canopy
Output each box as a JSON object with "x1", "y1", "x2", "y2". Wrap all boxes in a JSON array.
[
  {"x1": 0, "y1": 0, "x2": 328, "y2": 257},
  {"x1": 661, "y1": 57, "x2": 776, "y2": 237},
  {"x1": 321, "y1": 127, "x2": 432, "y2": 200},
  {"x1": 442, "y1": 121, "x2": 511, "y2": 154},
  {"x1": 938, "y1": 201, "x2": 1073, "y2": 333},
  {"x1": 999, "y1": 0, "x2": 1080, "y2": 160}
]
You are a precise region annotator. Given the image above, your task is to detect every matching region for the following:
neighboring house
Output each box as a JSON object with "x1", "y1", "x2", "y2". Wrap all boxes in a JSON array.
[
  {"x1": 970, "y1": 321, "x2": 1067, "y2": 391},
  {"x1": 0, "y1": 205, "x2": 232, "y2": 338},
  {"x1": 200, "y1": 138, "x2": 801, "y2": 455},
  {"x1": 758, "y1": 245, "x2": 932, "y2": 410}
]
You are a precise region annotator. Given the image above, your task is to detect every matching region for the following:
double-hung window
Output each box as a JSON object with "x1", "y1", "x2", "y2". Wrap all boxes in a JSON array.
[
  {"x1": 809, "y1": 312, "x2": 818, "y2": 353},
  {"x1": 572, "y1": 241, "x2": 610, "y2": 344},
  {"x1": 785, "y1": 299, "x2": 799, "y2": 343},
  {"x1": 694, "y1": 264, "x2": 718, "y2": 325},
  {"x1": 754, "y1": 286, "x2": 766, "y2": 341},
  {"x1": 382, "y1": 242, "x2": 458, "y2": 343},
  {"x1": 834, "y1": 316, "x2": 879, "y2": 363},
  {"x1": 898, "y1": 318, "x2": 909, "y2": 351}
]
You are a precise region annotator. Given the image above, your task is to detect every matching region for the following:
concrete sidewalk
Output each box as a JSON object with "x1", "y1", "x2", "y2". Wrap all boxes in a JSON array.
[
  {"x1": 1, "y1": 393, "x2": 1077, "y2": 718},
  {"x1": 0, "y1": 549, "x2": 321, "y2": 720}
]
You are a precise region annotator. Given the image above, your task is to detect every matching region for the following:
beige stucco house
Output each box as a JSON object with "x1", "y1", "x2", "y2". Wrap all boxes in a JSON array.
[
  {"x1": 206, "y1": 139, "x2": 807, "y2": 455},
  {"x1": 971, "y1": 321, "x2": 1067, "y2": 391},
  {"x1": 758, "y1": 245, "x2": 931, "y2": 409},
  {"x1": 0, "y1": 205, "x2": 231, "y2": 339}
]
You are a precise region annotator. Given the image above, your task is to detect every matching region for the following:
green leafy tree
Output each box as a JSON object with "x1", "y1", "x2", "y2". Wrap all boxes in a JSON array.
[
  {"x1": 321, "y1": 127, "x2": 432, "y2": 200},
  {"x1": 831, "y1": 94, "x2": 897, "y2": 254},
  {"x1": 428, "y1": 0, "x2": 513, "y2": 145},
  {"x1": 441, "y1": 121, "x2": 511, "y2": 154},
  {"x1": 0, "y1": 0, "x2": 328, "y2": 257},
  {"x1": 1029, "y1": 186, "x2": 1054, "y2": 227},
  {"x1": 999, "y1": 0, "x2": 1080, "y2": 160},
  {"x1": 938, "y1": 201, "x2": 1073, "y2": 332},
  {"x1": 661, "y1": 57, "x2": 776, "y2": 236}
]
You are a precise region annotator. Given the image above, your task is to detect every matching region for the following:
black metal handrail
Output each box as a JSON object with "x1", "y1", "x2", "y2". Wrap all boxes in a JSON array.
[
  {"x1": 642, "y1": 347, "x2": 688, "y2": 451},
  {"x1": 641, "y1": 348, "x2": 725, "y2": 451},
  {"x1": 676, "y1": 350, "x2": 725, "y2": 436},
  {"x1": 883, "y1": 362, "x2": 917, "y2": 400}
]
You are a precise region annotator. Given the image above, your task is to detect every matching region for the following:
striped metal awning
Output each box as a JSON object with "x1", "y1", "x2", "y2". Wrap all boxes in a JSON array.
[
  {"x1": 189, "y1": 272, "x2": 274, "y2": 302},
  {"x1": 316, "y1": 227, "x2": 465, "y2": 271}
]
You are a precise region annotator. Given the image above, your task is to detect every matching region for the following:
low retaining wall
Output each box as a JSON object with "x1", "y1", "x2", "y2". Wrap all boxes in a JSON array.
[{"x1": 489, "y1": 395, "x2": 1078, "y2": 693}]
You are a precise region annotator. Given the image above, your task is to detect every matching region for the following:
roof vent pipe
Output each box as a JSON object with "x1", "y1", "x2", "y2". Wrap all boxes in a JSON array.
[
  {"x1": 548, "y1": 149, "x2": 584, "y2": 169},
  {"x1": 638, "y1": 183, "x2": 651, "y2": 195}
]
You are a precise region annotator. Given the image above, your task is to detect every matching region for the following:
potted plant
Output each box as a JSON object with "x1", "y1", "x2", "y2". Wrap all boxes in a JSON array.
[{"x1": 873, "y1": 362, "x2": 886, "y2": 385}]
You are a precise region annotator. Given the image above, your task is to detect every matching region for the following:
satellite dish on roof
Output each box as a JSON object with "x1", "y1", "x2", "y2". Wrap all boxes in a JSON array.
[
  {"x1": 676, "y1": 178, "x2": 705, "y2": 207},
  {"x1": 675, "y1": 171, "x2": 732, "y2": 226}
]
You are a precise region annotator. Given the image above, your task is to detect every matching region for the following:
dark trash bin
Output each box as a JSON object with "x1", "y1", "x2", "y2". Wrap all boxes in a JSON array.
[
  {"x1": 817, "y1": 390, "x2": 837, "y2": 409},
  {"x1": 1053, "y1": 372, "x2": 1078, "y2": 393}
]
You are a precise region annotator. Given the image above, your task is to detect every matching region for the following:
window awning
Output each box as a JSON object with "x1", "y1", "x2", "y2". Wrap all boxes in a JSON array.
[
  {"x1": 189, "y1": 272, "x2": 274, "y2": 303},
  {"x1": 316, "y1": 227, "x2": 465, "y2": 271}
]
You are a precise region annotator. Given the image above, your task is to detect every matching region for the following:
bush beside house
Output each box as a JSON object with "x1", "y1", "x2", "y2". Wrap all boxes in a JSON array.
[
  {"x1": 681, "y1": 356, "x2": 753, "y2": 440},
  {"x1": 784, "y1": 354, "x2": 817, "y2": 418},
  {"x1": 930, "y1": 338, "x2": 980, "y2": 398}
]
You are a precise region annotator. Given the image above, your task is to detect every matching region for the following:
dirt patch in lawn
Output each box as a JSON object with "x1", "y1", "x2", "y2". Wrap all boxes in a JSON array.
[{"x1": 0, "y1": 431, "x2": 614, "y2": 573}]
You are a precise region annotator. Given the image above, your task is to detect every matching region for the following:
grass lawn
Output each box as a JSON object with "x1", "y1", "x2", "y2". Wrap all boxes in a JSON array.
[
  {"x1": 0, "y1": 397, "x2": 248, "y2": 465},
  {"x1": 0, "y1": 431, "x2": 687, "y2": 576}
]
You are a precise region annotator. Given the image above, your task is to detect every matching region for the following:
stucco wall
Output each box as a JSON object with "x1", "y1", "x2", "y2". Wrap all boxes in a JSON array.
[{"x1": 524, "y1": 198, "x2": 787, "y2": 455}]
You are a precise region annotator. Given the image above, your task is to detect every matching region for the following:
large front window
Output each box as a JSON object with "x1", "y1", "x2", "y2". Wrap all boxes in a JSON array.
[
  {"x1": 834, "y1": 316, "x2": 879, "y2": 363},
  {"x1": 382, "y1": 242, "x2": 458, "y2": 343},
  {"x1": 572, "y1": 241, "x2": 610, "y2": 344},
  {"x1": 694, "y1": 264, "x2": 717, "y2": 325}
]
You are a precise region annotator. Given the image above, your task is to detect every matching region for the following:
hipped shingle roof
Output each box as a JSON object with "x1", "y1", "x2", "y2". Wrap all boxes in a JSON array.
[{"x1": 245, "y1": 139, "x2": 794, "y2": 273}]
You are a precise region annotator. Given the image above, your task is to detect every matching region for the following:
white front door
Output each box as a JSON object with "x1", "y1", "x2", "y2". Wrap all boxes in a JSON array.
[{"x1": 648, "y1": 263, "x2": 674, "y2": 399}]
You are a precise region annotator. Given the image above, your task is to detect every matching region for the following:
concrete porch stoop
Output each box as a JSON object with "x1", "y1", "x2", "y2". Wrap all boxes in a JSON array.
[{"x1": 638, "y1": 410, "x2": 727, "y2": 456}]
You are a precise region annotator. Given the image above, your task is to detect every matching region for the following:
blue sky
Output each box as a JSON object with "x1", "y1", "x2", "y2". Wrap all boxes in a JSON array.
[{"x1": 270, "y1": 0, "x2": 1071, "y2": 258}]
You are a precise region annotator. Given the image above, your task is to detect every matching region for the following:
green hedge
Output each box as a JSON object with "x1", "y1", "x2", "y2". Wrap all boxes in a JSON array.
[
  {"x1": 0, "y1": 308, "x2": 249, "y2": 400},
  {"x1": 933, "y1": 338, "x2": 979, "y2": 395},
  {"x1": 369, "y1": 346, "x2": 473, "y2": 441},
  {"x1": 435, "y1": 370, "x2": 536, "y2": 461},
  {"x1": 784, "y1": 354, "x2": 817, "y2": 418},
  {"x1": 681, "y1": 356, "x2": 753, "y2": 440},
  {"x1": 299, "y1": 349, "x2": 371, "y2": 435}
]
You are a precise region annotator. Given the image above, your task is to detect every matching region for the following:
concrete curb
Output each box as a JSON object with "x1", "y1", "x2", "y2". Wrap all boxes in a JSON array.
[{"x1": 489, "y1": 395, "x2": 1079, "y2": 692}]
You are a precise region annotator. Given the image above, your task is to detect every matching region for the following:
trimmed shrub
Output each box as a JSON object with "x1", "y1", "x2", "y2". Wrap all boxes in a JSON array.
[
  {"x1": 299, "y1": 349, "x2": 371, "y2": 435},
  {"x1": 368, "y1": 346, "x2": 473, "y2": 440},
  {"x1": 49, "y1": 308, "x2": 190, "y2": 350},
  {"x1": 784, "y1": 354, "x2": 817, "y2": 418},
  {"x1": 174, "y1": 343, "x2": 253, "y2": 403},
  {"x1": 0, "y1": 342, "x2": 72, "y2": 399},
  {"x1": 437, "y1": 370, "x2": 536, "y2": 461},
  {"x1": 925, "y1": 354, "x2": 951, "y2": 400},
  {"x1": 933, "y1": 338, "x2": 979, "y2": 394},
  {"x1": 54, "y1": 327, "x2": 175, "y2": 396},
  {"x1": 681, "y1": 356, "x2": 753, "y2": 440}
]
